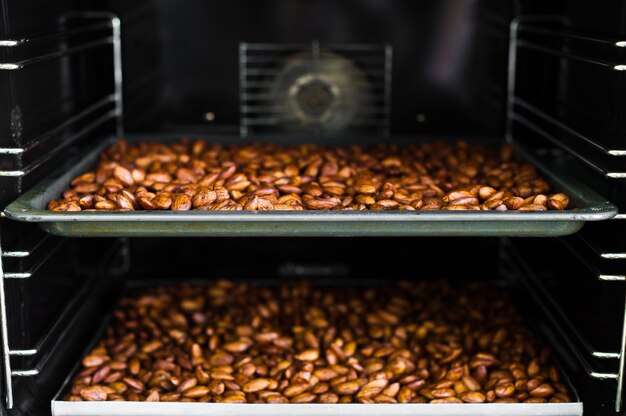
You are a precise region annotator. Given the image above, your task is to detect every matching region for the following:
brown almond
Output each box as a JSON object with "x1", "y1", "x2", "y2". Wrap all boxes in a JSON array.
[
  {"x1": 145, "y1": 391, "x2": 160, "y2": 402},
  {"x1": 82, "y1": 355, "x2": 106, "y2": 368},
  {"x1": 530, "y1": 383, "x2": 555, "y2": 398},
  {"x1": 461, "y1": 391, "x2": 486, "y2": 403},
  {"x1": 290, "y1": 393, "x2": 317, "y2": 403},
  {"x1": 431, "y1": 388, "x2": 456, "y2": 398},
  {"x1": 123, "y1": 377, "x2": 144, "y2": 391},
  {"x1": 283, "y1": 383, "x2": 310, "y2": 397},
  {"x1": 79, "y1": 386, "x2": 108, "y2": 401},
  {"x1": 192, "y1": 189, "x2": 217, "y2": 207},
  {"x1": 172, "y1": 194, "x2": 192, "y2": 211},
  {"x1": 223, "y1": 340, "x2": 251, "y2": 353},
  {"x1": 243, "y1": 378, "x2": 271, "y2": 393},
  {"x1": 334, "y1": 380, "x2": 361, "y2": 395},
  {"x1": 183, "y1": 386, "x2": 211, "y2": 398},
  {"x1": 295, "y1": 349, "x2": 319, "y2": 361},
  {"x1": 113, "y1": 166, "x2": 134, "y2": 186}
]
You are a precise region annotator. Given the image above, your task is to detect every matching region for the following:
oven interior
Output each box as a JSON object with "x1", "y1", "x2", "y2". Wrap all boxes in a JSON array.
[{"x1": 1, "y1": 0, "x2": 626, "y2": 415}]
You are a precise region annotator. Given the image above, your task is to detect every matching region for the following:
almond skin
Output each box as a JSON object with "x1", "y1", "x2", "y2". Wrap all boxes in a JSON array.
[
  {"x1": 242, "y1": 378, "x2": 270, "y2": 393},
  {"x1": 80, "y1": 386, "x2": 108, "y2": 401}
]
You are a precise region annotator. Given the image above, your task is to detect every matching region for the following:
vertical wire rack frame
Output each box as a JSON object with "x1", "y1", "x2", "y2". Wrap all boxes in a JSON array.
[
  {"x1": 506, "y1": 15, "x2": 626, "y2": 412},
  {"x1": 0, "y1": 11, "x2": 123, "y2": 408}
]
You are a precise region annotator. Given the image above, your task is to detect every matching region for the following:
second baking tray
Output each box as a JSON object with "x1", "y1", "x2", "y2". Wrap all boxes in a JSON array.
[
  {"x1": 51, "y1": 278, "x2": 583, "y2": 416},
  {"x1": 52, "y1": 400, "x2": 583, "y2": 416},
  {"x1": 4, "y1": 136, "x2": 617, "y2": 237}
]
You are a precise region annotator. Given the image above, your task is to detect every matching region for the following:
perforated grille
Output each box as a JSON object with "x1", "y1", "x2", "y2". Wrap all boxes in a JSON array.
[{"x1": 239, "y1": 41, "x2": 392, "y2": 137}]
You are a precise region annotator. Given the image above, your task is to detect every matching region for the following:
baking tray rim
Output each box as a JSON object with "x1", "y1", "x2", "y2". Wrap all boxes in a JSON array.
[
  {"x1": 5, "y1": 135, "x2": 617, "y2": 223},
  {"x1": 51, "y1": 279, "x2": 583, "y2": 416},
  {"x1": 6, "y1": 209, "x2": 617, "y2": 222},
  {"x1": 51, "y1": 401, "x2": 583, "y2": 416}
]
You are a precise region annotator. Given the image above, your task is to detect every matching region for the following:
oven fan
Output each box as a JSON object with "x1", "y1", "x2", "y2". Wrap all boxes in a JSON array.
[{"x1": 270, "y1": 50, "x2": 372, "y2": 132}]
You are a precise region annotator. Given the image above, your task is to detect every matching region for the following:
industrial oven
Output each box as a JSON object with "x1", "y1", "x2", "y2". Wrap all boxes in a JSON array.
[{"x1": 0, "y1": 1, "x2": 625, "y2": 415}]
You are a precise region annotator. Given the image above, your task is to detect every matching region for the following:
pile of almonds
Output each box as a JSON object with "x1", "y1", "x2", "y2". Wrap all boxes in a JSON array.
[
  {"x1": 66, "y1": 280, "x2": 572, "y2": 404},
  {"x1": 48, "y1": 139, "x2": 570, "y2": 211}
]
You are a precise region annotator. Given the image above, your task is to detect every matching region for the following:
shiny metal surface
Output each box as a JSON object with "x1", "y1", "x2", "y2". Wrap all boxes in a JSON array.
[
  {"x1": 51, "y1": 401, "x2": 583, "y2": 416},
  {"x1": 0, "y1": 242, "x2": 13, "y2": 409}
]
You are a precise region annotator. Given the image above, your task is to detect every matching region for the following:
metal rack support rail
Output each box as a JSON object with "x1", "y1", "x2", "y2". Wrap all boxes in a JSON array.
[
  {"x1": 506, "y1": 16, "x2": 626, "y2": 411},
  {"x1": 506, "y1": 241, "x2": 622, "y2": 363},
  {"x1": 560, "y1": 237, "x2": 626, "y2": 282},
  {"x1": 1, "y1": 234, "x2": 51, "y2": 259},
  {"x1": 2, "y1": 239, "x2": 64, "y2": 280},
  {"x1": 557, "y1": 189, "x2": 626, "y2": 280},
  {"x1": 0, "y1": 12, "x2": 123, "y2": 408},
  {"x1": 0, "y1": 12, "x2": 123, "y2": 178},
  {"x1": 0, "y1": 241, "x2": 13, "y2": 409},
  {"x1": 506, "y1": 16, "x2": 626, "y2": 178},
  {"x1": 505, "y1": 241, "x2": 625, "y2": 411}
]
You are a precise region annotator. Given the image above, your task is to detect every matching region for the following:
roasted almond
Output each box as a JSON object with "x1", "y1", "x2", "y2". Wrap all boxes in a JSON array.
[
  {"x1": 242, "y1": 378, "x2": 271, "y2": 393},
  {"x1": 172, "y1": 194, "x2": 192, "y2": 211},
  {"x1": 182, "y1": 386, "x2": 211, "y2": 398},
  {"x1": 79, "y1": 386, "x2": 108, "y2": 401}
]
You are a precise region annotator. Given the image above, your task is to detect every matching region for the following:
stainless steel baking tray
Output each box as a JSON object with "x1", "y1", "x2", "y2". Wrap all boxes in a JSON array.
[
  {"x1": 5, "y1": 135, "x2": 617, "y2": 237},
  {"x1": 51, "y1": 278, "x2": 583, "y2": 416},
  {"x1": 51, "y1": 401, "x2": 583, "y2": 416}
]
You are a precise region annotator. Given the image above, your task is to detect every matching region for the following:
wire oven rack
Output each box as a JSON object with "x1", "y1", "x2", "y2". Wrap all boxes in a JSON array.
[
  {"x1": 0, "y1": 12, "x2": 123, "y2": 409},
  {"x1": 506, "y1": 16, "x2": 626, "y2": 411}
]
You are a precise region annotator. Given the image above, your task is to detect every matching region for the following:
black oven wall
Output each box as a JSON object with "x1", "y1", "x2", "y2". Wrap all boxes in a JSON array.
[{"x1": 108, "y1": 0, "x2": 513, "y2": 136}]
